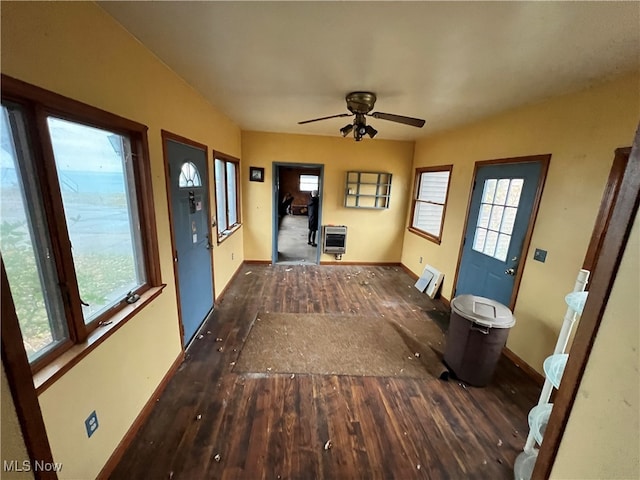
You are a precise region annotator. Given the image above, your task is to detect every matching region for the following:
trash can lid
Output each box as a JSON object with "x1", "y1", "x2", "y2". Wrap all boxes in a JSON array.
[{"x1": 451, "y1": 295, "x2": 515, "y2": 328}]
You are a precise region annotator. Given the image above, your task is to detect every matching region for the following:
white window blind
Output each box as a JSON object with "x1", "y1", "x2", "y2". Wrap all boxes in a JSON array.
[{"x1": 411, "y1": 169, "x2": 451, "y2": 239}]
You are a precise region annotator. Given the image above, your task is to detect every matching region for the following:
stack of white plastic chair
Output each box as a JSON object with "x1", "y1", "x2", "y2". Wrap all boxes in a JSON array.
[{"x1": 513, "y1": 269, "x2": 590, "y2": 480}]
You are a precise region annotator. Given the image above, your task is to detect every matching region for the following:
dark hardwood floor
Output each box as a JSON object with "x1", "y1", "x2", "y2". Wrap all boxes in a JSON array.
[{"x1": 110, "y1": 264, "x2": 540, "y2": 480}]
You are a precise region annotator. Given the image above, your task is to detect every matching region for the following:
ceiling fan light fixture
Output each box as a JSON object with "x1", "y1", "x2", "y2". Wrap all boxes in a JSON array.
[
  {"x1": 340, "y1": 124, "x2": 353, "y2": 137},
  {"x1": 365, "y1": 125, "x2": 377, "y2": 138},
  {"x1": 354, "y1": 123, "x2": 367, "y2": 141},
  {"x1": 298, "y1": 91, "x2": 425, "y2": 141}
]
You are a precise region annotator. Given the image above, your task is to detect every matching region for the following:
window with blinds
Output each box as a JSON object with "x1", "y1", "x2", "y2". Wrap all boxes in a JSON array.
[{"x1": 409, "y1": 166, "x2": 453, "y2": 243}]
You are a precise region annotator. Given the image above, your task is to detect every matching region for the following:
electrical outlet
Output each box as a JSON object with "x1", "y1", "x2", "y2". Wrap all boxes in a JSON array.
[
  {"x1": 85, "y1": 411, "x2": 99, "y2": 438},
  {"x1": 533, "y1": 248, "x2": 547, "y2": 263},
  {"x1": 419, "y1": 256, "x2": 423, "y2": 264}
]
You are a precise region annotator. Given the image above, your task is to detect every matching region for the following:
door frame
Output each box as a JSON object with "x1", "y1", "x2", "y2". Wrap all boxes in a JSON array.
[
  {"x1": 534, "y1": 136, "x2": 640, "y2": 477},
  {"x1": 161, "y1": 130, "x2": 215, "y2": 348},
  {"x1": 272, "y1": 162, "x2": 324, "y2": 265},
  {"x1": 581, "y1": 147, "x2": 630, "y2": 278},
  {"x1": 452, "y1": 154, "x2": 551, "y2": 310}
]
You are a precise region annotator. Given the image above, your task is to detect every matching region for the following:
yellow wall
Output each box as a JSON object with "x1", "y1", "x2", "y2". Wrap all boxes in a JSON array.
[
  {"x1": 2, "y1": 1, "x2": 638, "y2": 478},
  {"x1": 241, "y1": 131, "x2": 414, "y2": 262},
  {"x1": 1, "y1": 364, "x2": 35, "y2": 480},
  {"x1": 402, "y1": 71, "x2": 640, "y2": 373},
  {"x1": 551, "y1": 207, "x2": 639, "y2": 479},
  {"x1": 1, "y1": 2, "x2": 242, "y2": 478}
]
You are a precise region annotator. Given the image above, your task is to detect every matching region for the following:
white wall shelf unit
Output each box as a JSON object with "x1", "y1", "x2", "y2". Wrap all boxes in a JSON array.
[{"x1": 344, "y1": 171, "x2": 392, "y2": 209}]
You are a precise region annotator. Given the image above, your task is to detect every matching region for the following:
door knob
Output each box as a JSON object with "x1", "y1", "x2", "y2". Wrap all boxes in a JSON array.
[{"x1": 505, "y1": 267, "x2": 516, "y2": 276}]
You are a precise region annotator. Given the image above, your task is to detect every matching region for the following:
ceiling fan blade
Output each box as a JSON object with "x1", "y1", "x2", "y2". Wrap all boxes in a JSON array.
[
  {"x1": 369, "y1": 112, "x2": 425, "y2": 128},
  {"x1": 298, "y1": 113, "x2": 353, "y2": 125}
]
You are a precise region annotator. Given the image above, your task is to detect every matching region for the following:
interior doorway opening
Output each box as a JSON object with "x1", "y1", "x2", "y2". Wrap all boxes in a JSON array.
[{"x1": 272, "y1": 163, "x2": 323, "y2": 265}]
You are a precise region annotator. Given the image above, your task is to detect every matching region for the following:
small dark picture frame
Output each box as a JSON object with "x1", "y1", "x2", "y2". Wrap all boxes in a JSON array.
[{"x1": 250, "y1": 166, "x2": 264, "y2": 182}]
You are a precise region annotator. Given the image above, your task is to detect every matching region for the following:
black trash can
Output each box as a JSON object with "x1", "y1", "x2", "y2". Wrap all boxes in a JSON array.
[{"x1": 443, "y1": 294, "x2": 515, "y2": 387}]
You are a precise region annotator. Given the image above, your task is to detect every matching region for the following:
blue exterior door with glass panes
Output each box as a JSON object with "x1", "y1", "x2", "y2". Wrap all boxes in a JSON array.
[
  {"x1": 455, "y1": 161, "x2": 543, "y2": 306},
  {"x1": 167, "y1": 139, "x2": 214, "y2": 346}
]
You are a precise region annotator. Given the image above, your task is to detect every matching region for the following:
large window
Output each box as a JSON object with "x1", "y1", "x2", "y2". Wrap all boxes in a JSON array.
[
  {"x1": 214, "y1": 153, "x2": 241, "y2": 240},
  {"x1": 0, "y1": 76, "x2": 161, "y2": 373},
  {"x1": 409, "y1": 166, "x2": 453, "y2": 244},
  {"x1": 299, "y1": 174, "x2": 319, "y2": 192}
]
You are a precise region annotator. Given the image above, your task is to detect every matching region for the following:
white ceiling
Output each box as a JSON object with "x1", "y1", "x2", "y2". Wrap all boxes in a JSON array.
[{"x1": 99, "y1": 1, "x2": 640, "y2": 141}]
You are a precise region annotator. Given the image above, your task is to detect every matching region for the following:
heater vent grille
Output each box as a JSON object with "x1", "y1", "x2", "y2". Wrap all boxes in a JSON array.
[{"x1": 323, "y1": 226, "x2": 347, "y2": 254}]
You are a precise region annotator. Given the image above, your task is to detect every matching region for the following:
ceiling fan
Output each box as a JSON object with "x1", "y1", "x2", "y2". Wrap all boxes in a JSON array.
[{"x1": 298, "y1": 91, "x2": 425, "y2": 141}]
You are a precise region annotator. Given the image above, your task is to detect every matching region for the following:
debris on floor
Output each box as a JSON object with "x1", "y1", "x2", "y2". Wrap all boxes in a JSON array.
[
  {"x1": 290, "y1": 374, "x2": 295, "y2": 379},
  {"x1": 198, "y1": 334, "x2": 204, "y2": 340},
  {"x1": 417, "y1": 464, "x2": 421, "y2": 470},
  {"x1": 214, "y1": 454, "x2": 221, "y2": 462},
  {"x1": 216, "y1": 337, "x2": 223, "y2": 342},
  {"x1": 414, "y1": 352, "x2": 421, "y2": 358},
  {"x1": 218, "y1": 347, "x2": 224, "y2": 352},
  {"x1": 497, "y1": 439, "x2": 503, "y2": 447},
  {"x1": 324, "y1": 440, "x2": 332, "y2": 451},
  {"x1": 196, "y1": 414, "x2": 202, "y2": 420},
  {"x1": 245, "y1": 271, "x2": 252, "y2": 275}
]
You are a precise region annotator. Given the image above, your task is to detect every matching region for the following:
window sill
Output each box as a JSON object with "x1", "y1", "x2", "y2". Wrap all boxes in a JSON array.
[
  {"x1": 33, "y1": 285, "x2": 166, "y2": 394},
  {"x1": 408, "y1": 226, "x2": 442, "y2": 245},
  {"x1": 217, "y1": 223, "x2": 242, "y2": 245}
]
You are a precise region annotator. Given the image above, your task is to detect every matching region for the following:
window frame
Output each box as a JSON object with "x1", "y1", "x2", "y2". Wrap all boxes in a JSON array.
[
  {"x1": 0, "y1": 75, "x2": 162, "y2": 380},
  {"x1": 213, "y1": 152, "x2": 241, "y2": 243},
  {"x1": 408, "y1": 165, "x2": 453, "y2": 244}
]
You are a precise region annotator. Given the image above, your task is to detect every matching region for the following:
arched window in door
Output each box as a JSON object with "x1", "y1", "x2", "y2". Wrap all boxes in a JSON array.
[{"x1": 178, "y1": 161, "x2": 202, "y2": 188}]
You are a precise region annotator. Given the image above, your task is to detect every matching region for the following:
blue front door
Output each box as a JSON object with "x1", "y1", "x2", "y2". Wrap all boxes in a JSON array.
[
  {"x1": 166, "y1": 139, "x2": 214, "y2": 346},
  {"x1": 455, "y1": 161, "x2": 543, "y2": 306}
]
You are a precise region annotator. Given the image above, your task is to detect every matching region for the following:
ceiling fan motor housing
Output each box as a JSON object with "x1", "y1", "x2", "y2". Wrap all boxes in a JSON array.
[{"x1": 346, "y1": 92, "x2": 377, "y2": 114}]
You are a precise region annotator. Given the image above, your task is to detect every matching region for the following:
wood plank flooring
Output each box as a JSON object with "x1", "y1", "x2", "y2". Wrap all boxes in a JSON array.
[{"x1": 110, "y1": 264, "x2": 541, "y2": 480}]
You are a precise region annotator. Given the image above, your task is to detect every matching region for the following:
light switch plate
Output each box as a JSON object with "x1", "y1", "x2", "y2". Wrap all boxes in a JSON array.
[{"x1": 534, "y1": 248, "x2": 547, "y2": 263}]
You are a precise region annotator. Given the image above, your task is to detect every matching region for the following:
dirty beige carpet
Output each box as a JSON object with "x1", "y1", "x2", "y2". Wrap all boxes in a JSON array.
[{"x1": 234, "y1": 313, "x2": 448, "y2": 379}]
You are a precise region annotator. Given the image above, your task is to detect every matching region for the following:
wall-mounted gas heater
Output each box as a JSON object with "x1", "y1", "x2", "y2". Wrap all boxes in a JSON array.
[{"x1": 323, "y1": 225, "x2": 347, "y2": 256}]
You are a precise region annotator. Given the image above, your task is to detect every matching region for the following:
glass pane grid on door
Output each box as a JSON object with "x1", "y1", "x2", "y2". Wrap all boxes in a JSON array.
[{"x1": 473, "y1": 178, "x2": 524, "y2": 261}]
